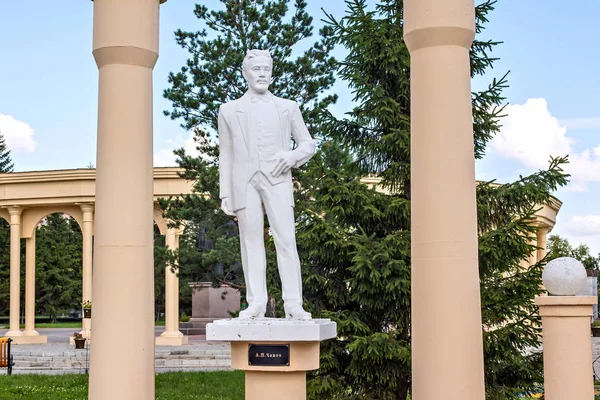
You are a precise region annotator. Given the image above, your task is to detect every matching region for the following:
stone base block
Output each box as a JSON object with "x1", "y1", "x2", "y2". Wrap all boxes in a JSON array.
[
  {"x1": 206, "y1": 318, "x2": 337, "y2": 342},
  {"x1": 246, "y1": 371, "x2": 306, "y2": 400},
  {"x1": 156, "y1": 335, "x2": 189, "y2": 346},
  {"x1": 11, "y1": 335, "x2": 48, "y2": 345}
]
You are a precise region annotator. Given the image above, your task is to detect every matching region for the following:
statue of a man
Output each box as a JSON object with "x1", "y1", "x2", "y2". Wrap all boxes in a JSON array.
[{"x1": 218, "y1": 49, "x2": 315, "y2": 320}]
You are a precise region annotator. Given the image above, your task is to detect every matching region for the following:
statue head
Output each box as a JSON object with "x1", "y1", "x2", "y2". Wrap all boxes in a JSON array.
[{"x1": 242, "y1": 49, "x2": 273, "y2": 95}]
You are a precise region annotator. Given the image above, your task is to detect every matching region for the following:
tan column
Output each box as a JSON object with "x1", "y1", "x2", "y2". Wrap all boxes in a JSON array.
[
  {"x1": 23, "y1": 235, "x2": 38, "y2": 336},
  {"x1": 15, "y1": 231, "x2": 48, "y2": 344},
  {"x1": 536, "y1": 226, "x2": 549, "y2": 262},
  {"x1": 156, "y1": 227, "x2": 188, "y2": 346},
  {"x1": 175, "y1": 233, "x2": 181, "y2": 329},
  {"x1": 404, "y1": 1, "x2": 485, "y2": 399},
  {"x1": 528, "y1": 236, "x2": 538, "y2": 266},
  {"x1": 536, "y1": 296, "x2": 596, "y2": 400},
  {"x1": 80, "y1": 204, "x2": 94, "y2": 339},
  {"x1": 89, "y1": 1, "x2": 166, "y2": 399},
  {"x1": 6, "y1": 207, "x2": 23, "y2": 338}
]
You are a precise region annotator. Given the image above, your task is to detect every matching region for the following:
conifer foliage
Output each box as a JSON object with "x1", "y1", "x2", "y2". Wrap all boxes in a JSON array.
[
  {"x1": 0, "y1": 130, "x2": 14, "y2": 173},
  {"x1": 160, "y1": 0, "x2": 337, "y2": 290},
  {"x1": 162, "y1": 1, "x2": 570, "y2": 399},
  {"x1": 0, "y1": 130, "x2": 13, "y2": 316},
  {"x1": 298, "y1": 1, "x2": 569, "y2": 399}
]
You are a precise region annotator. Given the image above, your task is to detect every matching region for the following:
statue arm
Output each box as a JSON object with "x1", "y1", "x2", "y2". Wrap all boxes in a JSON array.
[
  {"x1": 218, "y1": 106, "x2": 232, "y2": 200},
  {"x1": 290, "y1": 102, "x2": 316, "y2": 167}
]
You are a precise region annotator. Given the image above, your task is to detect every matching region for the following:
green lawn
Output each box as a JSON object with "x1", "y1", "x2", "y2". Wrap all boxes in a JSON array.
[
  {"x1": 18, "y1": 322, "x2": 82, "y2": 329},
  {"x1": 0, "y1": 371, "x2": 244, "y2": 400}
]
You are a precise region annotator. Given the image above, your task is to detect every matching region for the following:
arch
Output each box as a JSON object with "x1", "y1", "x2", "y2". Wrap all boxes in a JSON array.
[
  {"x1": 21, "y1": 206, "x2": 84, "y2": 239},
  {"x1": 153, "y1": 203, "x2": 167, "y2": 236}
]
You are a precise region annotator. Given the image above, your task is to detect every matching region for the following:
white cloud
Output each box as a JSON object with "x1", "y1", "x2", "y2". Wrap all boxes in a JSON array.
[
  {"x1": 0, "y1": 114, "x2": 37, "y2": 152},
  {"x1": 153, "y1": 130, "x2": 202, "y2": 167},
  {"x1": 492, "y1": 98, "x2": 572, "y2": 169},
  {"x1": 154, "y1": 148, "x2": 178, "y2": 167},
  {"x1": 491, "y1": 98, "x2": 600, "y2": 191},
  {"x1": 551, "y1": 215, "x2": 600, "y2": 254},
  {"x1": 564, "y1": 215, "x2": 600, "y2": 237}
]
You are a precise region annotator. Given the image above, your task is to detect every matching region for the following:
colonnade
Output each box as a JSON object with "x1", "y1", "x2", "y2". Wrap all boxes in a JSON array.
[{"x1": 1, "y1": 203, "x2": 185, "y2": 346}]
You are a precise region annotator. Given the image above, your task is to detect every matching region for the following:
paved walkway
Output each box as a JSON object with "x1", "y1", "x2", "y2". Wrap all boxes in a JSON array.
[
  {"x1": 1, "y1": 328, "x2": 232, "y2": 375},
  {"x1": 5, "y1": 329, "x2": 600, "y2": 376}
]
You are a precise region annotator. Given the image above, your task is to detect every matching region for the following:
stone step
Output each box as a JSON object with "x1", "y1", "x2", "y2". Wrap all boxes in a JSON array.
[
  {"x1": 11, "y1": 348, "x2": 233, "y2": 371},
  {"x1": 7, "y1": 340, "x2": 233, "y2": 373},
  {"x1": 14, "y1": 353, "x2": 229, "y2": 361},
  {"x1": 180, "y1": 328, "x2": 205, "y2": 336}
]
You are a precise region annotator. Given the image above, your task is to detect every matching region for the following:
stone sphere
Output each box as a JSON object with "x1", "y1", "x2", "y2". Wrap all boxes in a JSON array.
[{"x1": 542, "y1": 257, "x2": 587, "y2": 296}]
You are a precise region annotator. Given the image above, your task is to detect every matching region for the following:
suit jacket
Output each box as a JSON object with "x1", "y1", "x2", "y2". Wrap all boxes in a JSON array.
[{"x1": 218, "y1": 91, "x2": 316, "y2": 212}]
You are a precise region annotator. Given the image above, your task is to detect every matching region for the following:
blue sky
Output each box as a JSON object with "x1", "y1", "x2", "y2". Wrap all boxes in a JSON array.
[{"x1": 1, "y1": 0, "x2": 599, "y2": 252}]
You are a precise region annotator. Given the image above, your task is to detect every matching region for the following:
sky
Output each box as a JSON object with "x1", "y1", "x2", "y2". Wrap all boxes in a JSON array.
[{"x1": 0, "y1": 0, "x2": 599, "y2": 252}]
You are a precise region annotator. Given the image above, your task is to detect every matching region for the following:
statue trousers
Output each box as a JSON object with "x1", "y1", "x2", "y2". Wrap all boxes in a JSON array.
[{"x1": 235, "y1": 171, "x2": 303, "y2": 311}]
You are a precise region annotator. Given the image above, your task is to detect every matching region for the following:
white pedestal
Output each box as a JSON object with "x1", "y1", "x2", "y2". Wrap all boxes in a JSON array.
[
  {"x1": 207, "y1": 318, "x2": 337, "y2": 400},
  {"x1": 207, "y1": 318, "x2": 337, "y2": 342}
]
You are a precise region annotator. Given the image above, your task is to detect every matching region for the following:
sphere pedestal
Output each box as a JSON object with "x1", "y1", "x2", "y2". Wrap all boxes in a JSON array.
[{"x1": 536, "y1": 295, "x2": 597, "y2": 400}]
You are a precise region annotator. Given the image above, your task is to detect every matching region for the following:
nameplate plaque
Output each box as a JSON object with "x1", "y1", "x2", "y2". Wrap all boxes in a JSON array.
[{"x1": 248, "y1": 344, "x2": 290, "y2": 366}]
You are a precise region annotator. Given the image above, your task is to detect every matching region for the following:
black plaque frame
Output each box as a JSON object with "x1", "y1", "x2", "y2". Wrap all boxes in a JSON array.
[{"x1": 248, "y1": 344, "x2": 290, "y2": 366}]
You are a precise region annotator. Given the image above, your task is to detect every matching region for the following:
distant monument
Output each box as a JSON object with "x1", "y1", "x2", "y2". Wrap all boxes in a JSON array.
[{"x1": 218, "y1": 49, "x2": 315, "y2": 320}]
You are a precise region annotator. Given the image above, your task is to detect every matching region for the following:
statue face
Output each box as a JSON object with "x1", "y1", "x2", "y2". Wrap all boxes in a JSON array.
[{"x1": 243, "y1": 56, "x2": 272, "y2": 94}]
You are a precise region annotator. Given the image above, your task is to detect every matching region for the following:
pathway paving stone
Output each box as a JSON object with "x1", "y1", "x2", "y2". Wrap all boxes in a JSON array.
[{"x1": 4, "y1": 333, "x2": 232, "y2": 375}]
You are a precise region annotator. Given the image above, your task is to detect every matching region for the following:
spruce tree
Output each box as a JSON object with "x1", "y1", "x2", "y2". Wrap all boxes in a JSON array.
[
  {"x1": 161, "y1": 0, "x2": 337, "y2": 301},
  {"x1": 0, "y1": 219, "x2": 9, "y2": 317},
  {"x1": 297, "y1": 1, "x2": 569, "y2": 399},
  {"x1": 0, "y1": 130, "x2": 14, "y2": 173},
  {"x1": 35, "y1": 214, "x2": 83, "y2": 322}
]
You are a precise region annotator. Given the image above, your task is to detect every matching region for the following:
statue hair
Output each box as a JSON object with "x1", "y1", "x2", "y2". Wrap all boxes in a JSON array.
[{"x1": 242, "y1": 49, "x2": 273, "y2": 72}]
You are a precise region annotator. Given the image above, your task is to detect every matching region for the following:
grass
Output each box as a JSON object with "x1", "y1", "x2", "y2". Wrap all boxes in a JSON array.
[
  {"x1": 0, "y1": 371, "x2": 244, "y2": 400},
  {"x1": 2, "y1": 373, "x2": 599, "y2": 400},
  {"x1": 18, "y1": 322, "x2": 82, "y2": 329}
]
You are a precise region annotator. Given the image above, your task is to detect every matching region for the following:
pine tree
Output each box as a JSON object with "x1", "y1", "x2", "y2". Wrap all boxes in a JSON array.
[
  {"x1": 297, "y1": 1, "x2": 569, "y2": 399},
  {"x1": 0, "y1": 130, "x2": 14, "y2": 173},
  {"x1": 160, "y1": 0, "x2": 337, "y2": 303}
]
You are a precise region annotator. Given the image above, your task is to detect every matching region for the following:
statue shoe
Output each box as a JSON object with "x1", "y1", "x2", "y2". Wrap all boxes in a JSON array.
[
  {"x1": 284, "y1": 306, "x2": 312, "y2": 320},
  {"x1": 238, "y1": 306, "x2": 265, "y2": 320}
]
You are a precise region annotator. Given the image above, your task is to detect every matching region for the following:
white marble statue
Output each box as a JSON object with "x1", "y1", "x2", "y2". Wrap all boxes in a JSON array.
[{"x1": 218, "y1": 49, "x2": 315, "y2": 320}]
